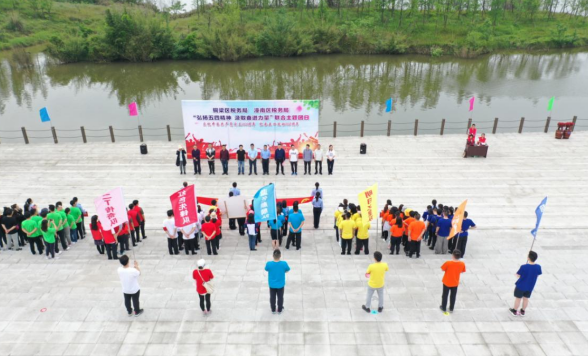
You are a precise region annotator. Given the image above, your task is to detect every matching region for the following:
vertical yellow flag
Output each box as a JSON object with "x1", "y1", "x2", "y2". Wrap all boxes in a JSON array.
[
  {"x1": 448, "y1": 199, "x2": 468, "y2": 239},
  {"x1": 357, "y1": 184, "x2": 378, "y2": 225}
]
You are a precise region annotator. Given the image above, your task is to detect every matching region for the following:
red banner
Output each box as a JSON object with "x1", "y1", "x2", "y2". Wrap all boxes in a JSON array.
[
  {"x1": 196, "y1": 196, "x2": 313, "y2": 207},
  {"x1": 170, "y1": 185, "x2": 198, "y2": 228}
]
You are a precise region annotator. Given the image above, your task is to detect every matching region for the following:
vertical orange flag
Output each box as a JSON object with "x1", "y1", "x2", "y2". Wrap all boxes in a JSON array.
[{"x1": 448, "y1": 200, "x2": 468, "y2": 240}]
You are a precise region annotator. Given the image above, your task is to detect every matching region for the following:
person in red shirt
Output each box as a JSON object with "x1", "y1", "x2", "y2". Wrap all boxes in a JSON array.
[
  {"x1": 211, "y1": 213, "x2": 222, "y2": 251},
  {"x1": 468, "y1": 124, "x2": 477, "y2": 138},
  {"x1": 127, "y1": 205, "x2": 141, "y2": 245},
  {"x1": 201, "y1": 216, "x2": 217, "y2": 255},
  {"x1": 478, "y1": 133, "x2": 487, "y2": 146},
  {"x1": 100, "y1": 220, "x2": 117, "y2": 260},
  {"x1": 440, "y1": 250, "x2": 466, "y2": 313},
  {"x1": 132, "y1": 200, "x2": 147, "y2": 240},
  {"x1": 467, "y1": 134, "x2": 475, "y2": 146},
  {"x1": 114, "y1": 222, "x2": 131, "y2": 255},
  {"x1": 408, "y1": 213, "x2": 426, "y2": 258},
  {"x1": 90, "y1": 215, "x2": 105, "y2": 255},
  {"x1": 193, "y1": 259, "x2": 214, "y2": 315}
]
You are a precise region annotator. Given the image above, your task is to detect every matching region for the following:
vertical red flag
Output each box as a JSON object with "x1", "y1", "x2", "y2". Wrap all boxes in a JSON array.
[{"x1": 170, "y1": 185, "x2": 198, "y2": 228}]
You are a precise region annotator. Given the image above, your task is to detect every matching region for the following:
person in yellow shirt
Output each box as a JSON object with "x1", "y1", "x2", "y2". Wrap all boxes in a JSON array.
[
  {"x1": 362, "y1": 251, "x2": 389, "y2": 313},
  {"x1": 334, "y1": 205, "x2": 344, "y2": 242},
  {"x1": 338, "y1": 213, "x2": 356, "y2": 255},
  {"x1": 355, "y1": 217, "x2": 371, "y2": 255}
]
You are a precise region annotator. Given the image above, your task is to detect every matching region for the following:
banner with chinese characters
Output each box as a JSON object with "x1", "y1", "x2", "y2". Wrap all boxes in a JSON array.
[
  {"x1": 94, "y1": 187, "x2": 128, "y2": 230},
  {"x1": 181, "y1": 100, "x2": 320, "y2": 159},
  {"x1": 170, "y1": 185, "x2": 199, "y2": 228},
  {"x1": 357, "y1": 184, "x2": 378, "y2": 225},
  {"x1": 253, "y1": 184, "x2": 277, "y2": 222}
]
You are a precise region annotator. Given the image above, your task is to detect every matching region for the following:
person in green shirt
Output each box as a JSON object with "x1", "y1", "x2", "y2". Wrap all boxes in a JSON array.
[
  {"x1": 65, "y1": 208, "x2": 79, "y2": 244},
  {"x1": 69, "y1": 201, "x2": 82, "y2": 236},
  {"x1": 40, "y1": 219, "x2": 59, "y2": 259},
  {"x1": 47, "y1": 204, "x2": 65, "y2": 253},
  {"x1": 21, "y1": 212, "x2": 44, "y2": 255}
]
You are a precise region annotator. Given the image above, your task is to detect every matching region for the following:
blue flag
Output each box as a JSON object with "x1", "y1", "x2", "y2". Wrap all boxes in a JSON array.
[
  {"x1": 40, "y1": 107, "x2": 51, "y2": 122},
  {"x1": 253, "y1": 184, "x2": 277, "y2": 222},
  {"x1": 385, "y1": 98, "x2": 393, "y2": 113},
  {"x1": 530, "y1": 197, "x2": 547, "y2": 238}
]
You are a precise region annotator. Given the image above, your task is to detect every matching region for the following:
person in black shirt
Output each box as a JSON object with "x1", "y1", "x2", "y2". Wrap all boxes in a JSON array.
[
  {"x1": 1, "y1": 208, "x2": 20, "y2": 251},
  {"x1": 192, "y1": 146, "x2": 201, "y2": 175},
  {"x1": 274, "y1": 143, "x2": 285, "y2": 175},
  {"x1": 11, "y1": 204, "x2": 26, "y2": 247},
  {"x1": 236, "y1": 145, "x2": 246, "y2": 175}
]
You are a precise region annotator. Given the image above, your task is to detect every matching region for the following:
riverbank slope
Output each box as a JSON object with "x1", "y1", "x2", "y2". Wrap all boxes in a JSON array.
[{"x1": 1, "y1": 0, "x2": 588, "y2": 61}]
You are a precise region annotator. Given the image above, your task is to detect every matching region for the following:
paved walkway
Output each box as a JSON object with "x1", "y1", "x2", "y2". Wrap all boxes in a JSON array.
[{"x1": 0, "y1": 132, "x2": 587, "y2": 356}]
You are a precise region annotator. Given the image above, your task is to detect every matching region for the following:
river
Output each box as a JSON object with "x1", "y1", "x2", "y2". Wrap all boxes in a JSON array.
[{"x1": 0, "y1": 49, "x2": 586, "y2": 143}]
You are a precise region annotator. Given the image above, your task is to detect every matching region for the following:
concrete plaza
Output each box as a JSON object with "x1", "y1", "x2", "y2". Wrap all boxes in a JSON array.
[{"x1": 0, "y1": 132, "x2": 587, "y2": 356}]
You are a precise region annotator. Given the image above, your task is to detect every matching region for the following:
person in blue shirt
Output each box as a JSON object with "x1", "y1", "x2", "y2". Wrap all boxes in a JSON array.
[
  {"x1": 285, "y1": 202, "x2": 305, "y2": 250},
  {"x1": 269, "y1": 207, "x2": 285, "y2": 249},
  {"x1": 265, "y1": 249, "x2": 290, "y2": 314},
  {"x1": 311, "y1": 182, "x2": 323, "y2": 199},
  {"x1": 422, "y1": 205, "x2": 431, "y2": 242},
  {"x1": 229, "y1": 182, "x2": 240, "y2": 196},
  {"x1": 311, "y1": 192, "x2": 323, "y2": 229},
  {"x1": 247, "y1": 143, "x2": 258, "y2": 175},
  {"x1": 510, "y1": 251, "x2": 542, "y2": 317},
  {"x1": 261, "y1": 145, "x2": 271, "y2": 175},
  {"x1": 280, "y1": 201, "x2": 289, "y2": 238},
  {"x1": 435, "y1": 209, "x2": 452, "y2": 254},
  {"x1": 454, "y1": 211, "x2": 476, "y2": 257},
  {"x1": 427, "y1": 208, "x2": 438, "y2": 249},
  {"x1": 274, "y1": 143, "x2": 286, "y2": 175}
]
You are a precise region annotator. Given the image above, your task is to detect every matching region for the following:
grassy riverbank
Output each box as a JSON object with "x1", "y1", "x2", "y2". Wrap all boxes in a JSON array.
[{"x1": 1, "y1": 0, "x2": 588, "y2": 61}]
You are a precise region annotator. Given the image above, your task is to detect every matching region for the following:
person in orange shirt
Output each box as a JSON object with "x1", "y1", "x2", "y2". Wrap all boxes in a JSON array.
[
  {"x1": 389, "y1": 216, "x2": 404, "y2": 255},
  {"x1": 408, "y1": 213, "x2": 426, "y2": 258},
  {"x1": 402, "y1": 211, "x2": 416, "y2": 256},
  {"x1": 440, "y1": 250, "x2": 466, "y2": 313}
]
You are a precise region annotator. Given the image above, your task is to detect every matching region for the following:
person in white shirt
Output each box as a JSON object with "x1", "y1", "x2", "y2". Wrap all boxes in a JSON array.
[
  {"x1": 163, "y1": 210, "x2": 179, "y2": 255},
  {"x1": 314, "y1": 144, "x2": 324, "y2": 175},
  {"x1": 118, "y1": 255, "x2": 143, "y2": 317},
  {"x1": 326, "y1": 145, "x2": 336, "y2": 175},
  {"x1": 180, "y1": 221, "x2": 200, "y2": 255},
  {"x1": 289, "y1": 145, "x2": 299, "y2": 176}
]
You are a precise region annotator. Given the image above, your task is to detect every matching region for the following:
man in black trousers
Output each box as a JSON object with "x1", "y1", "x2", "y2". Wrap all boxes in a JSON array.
[{"x1": 192, "y1": 145, "x2": 201, "y2": 175}]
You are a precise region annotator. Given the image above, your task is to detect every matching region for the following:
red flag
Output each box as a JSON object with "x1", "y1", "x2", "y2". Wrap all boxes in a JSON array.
[{"x1": 170, "y1": 185, "x2": 198, "y2": 228}]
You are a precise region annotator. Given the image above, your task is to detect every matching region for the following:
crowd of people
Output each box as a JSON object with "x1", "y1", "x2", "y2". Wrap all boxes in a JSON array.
[
  {"x1": 1, "y1": 189, "x2": 543, "y2": 320},
  {"x1": 332, "y1": 198, "x2": 477, "y2": 259},
  {"x1": 467, "y1": 123, "x2": 488, "y2": 146},
  {"x1": 0, "y1": 198, "x2": 88, "y2": 259},
  {"x1": 176, "y1": 143, "x2": 337, "y2": 176}
]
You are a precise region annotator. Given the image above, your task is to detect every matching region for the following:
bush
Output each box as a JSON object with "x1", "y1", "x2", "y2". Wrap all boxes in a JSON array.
[
  {"x1": 256, "y1": 10, "x2": 314, "y2": 57},
  {"x1": 551, "y1": 23, "x2": 578, "y2": 48},
  {"x1": 430, "y1": 46, "x2": 443, "y2": 57},
  {"x1": 5, "y1": 13, "x2": 25, "y2": 33},
  {"x1": 311, "y1": 25, "x2": 343, "y2": 54},
  {"x1": 45, "y1": 35, "x2": 90, "y2": 63},
  {"x1": 200, "y1": 26, "x2": 253, "y2": 61},
  {"x1": 103, "y1": 9, "x2": 175, "y2": 62}
]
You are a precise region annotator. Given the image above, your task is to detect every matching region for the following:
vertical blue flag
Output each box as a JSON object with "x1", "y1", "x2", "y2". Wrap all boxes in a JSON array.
[
  {"x1": 253, "y1": 184, "x2": 277, "y2": 222},
  {"x1": 39, "y1": 107, "x2": 51, "y2": 122},
  {"x1": 385, "y1": 98, "x2": 393, "y2": 113},
  {"x1": 530, "y1": 197, "x2": 547, "y2": 238}
]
